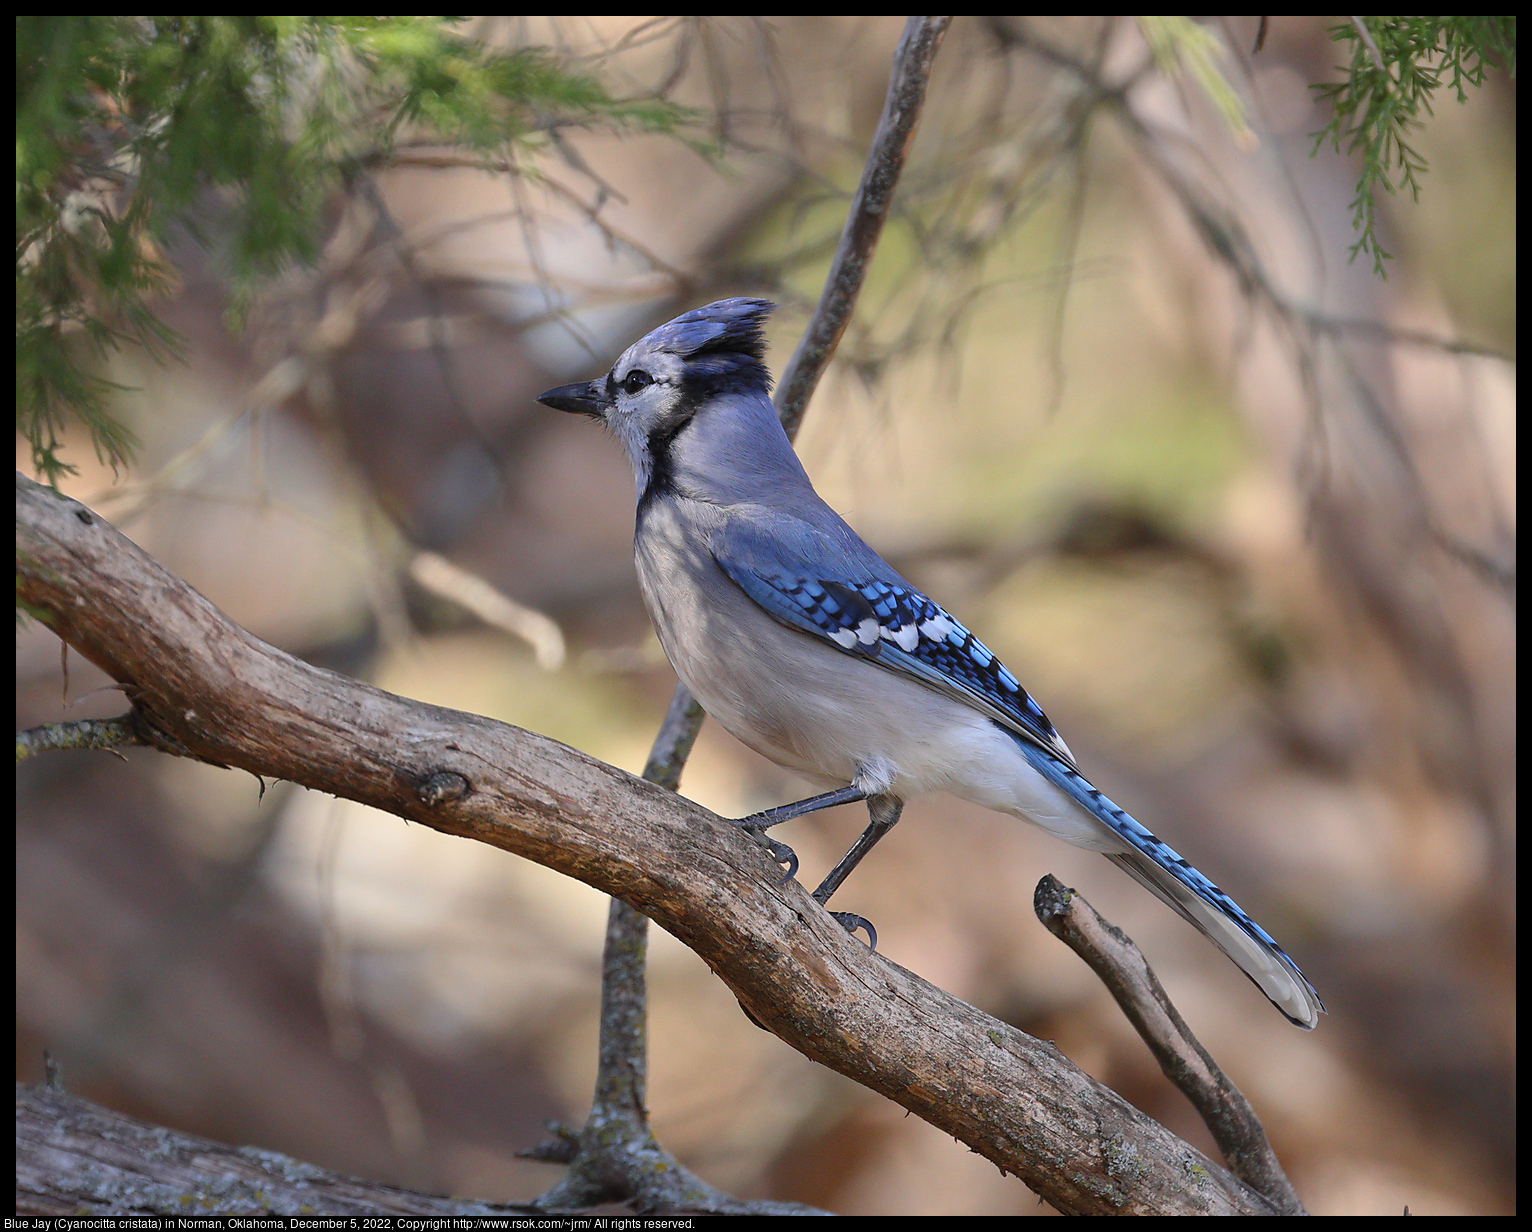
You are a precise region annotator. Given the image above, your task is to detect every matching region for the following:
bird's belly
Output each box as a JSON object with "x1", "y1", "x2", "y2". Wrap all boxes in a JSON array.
[
  {"x1": 633, "y1": 532, "x2": 1127, "y2": 856},
  {"x1": 636, "y1": 541, "x2": 1019, "y2": 797}
]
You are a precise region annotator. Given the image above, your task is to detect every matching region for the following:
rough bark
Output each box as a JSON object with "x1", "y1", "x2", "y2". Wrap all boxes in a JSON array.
[{"x1": 15, "y1": 1082, "x2": 548, "y2": 1216}]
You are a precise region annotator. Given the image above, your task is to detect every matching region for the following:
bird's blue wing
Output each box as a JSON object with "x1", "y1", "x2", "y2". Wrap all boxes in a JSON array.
[
  {"x1": 711, "y1": 515, "x2": 1075, "y2": 767},
  {"x1": 712, "y1": 513, "x2": 1324, "y2": 1027}
]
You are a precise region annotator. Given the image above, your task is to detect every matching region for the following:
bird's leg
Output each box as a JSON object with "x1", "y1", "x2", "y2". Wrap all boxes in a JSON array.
[
  {"x1": 736, "y1": 784, "x2": 869, "y2": 831},
  {"x1": 810, "y1": 793, "x2": 903, "y2": 904},
  {"x1": 733, "y1": 785, "x2": 869, "y2": 881},
  {"x1": 812, "y1": 794, "x2": 904, "y2": 950}
]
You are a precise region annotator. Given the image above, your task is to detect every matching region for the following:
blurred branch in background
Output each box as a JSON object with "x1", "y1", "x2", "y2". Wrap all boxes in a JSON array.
[
  {"x1": 408, "y1": 551, "x2": 566, "y2": 670},
  {"x1": 17, "y1": 16, "x2": 1514, "y2": 1216}
]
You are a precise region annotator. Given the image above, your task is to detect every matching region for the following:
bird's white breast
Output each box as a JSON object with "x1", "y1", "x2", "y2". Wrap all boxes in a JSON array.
[{"x1": 632, "y1": 498, "x2": 1112, "y2": 846}]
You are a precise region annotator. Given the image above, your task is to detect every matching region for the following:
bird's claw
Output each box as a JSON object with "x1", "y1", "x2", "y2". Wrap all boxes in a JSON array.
[
  {"x1": 765, "y1": 836, "x2": 800, "y2": 883},
  {"x1": 736, "y1": 820, "x2": 799, "y2": 883},
  {"x1": 829, "y1": 911, "x2": 878, "y2": 950}
]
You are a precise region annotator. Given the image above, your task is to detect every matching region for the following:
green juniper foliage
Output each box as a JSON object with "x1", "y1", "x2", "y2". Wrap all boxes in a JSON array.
[
  {"x1": 17, "y1": 16, "x2": 686, "y2": 483},
  {"x1": 1311, "y1": 16, "x2": 1515, "y2": 276}
]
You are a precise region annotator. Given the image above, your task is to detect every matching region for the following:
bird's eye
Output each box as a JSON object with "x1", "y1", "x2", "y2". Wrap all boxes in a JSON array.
[{"x1": 622, "y1": 370, "x2": 654, "y2": 395}]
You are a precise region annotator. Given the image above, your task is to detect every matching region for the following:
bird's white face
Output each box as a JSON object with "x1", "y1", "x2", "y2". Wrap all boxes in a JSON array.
[
  {"x1": 538, "y1": 297, "x2": 777, "y2": 504},
  {"x1": 604, "y1": 346, "x2": 694, "y2": 490}
]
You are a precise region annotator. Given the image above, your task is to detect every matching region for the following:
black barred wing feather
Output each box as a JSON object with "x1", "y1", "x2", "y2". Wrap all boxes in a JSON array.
[
  {"x1": 711, "y1": 527, "x2": 1074, "y2": 768},
  {"x1": 710, "y1": 516, "x2": 1325, "y2": 1027}
]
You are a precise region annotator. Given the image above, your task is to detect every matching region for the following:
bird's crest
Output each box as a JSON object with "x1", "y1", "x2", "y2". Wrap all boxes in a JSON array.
[
  {"x1": 642, "y1": 297, "x2": 775, "y2": 363},
  {"x1": 626, "y1": 297, "x2": 777, "y2": 398}
]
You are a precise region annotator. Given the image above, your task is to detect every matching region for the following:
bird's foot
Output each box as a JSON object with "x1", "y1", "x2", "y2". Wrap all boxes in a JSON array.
[
  {"x1": 828, "y1": 911, "x2": 878, "y2": 950},
  {"x1": 734, "y1": 818, "x2": 800, "y2": 883}
]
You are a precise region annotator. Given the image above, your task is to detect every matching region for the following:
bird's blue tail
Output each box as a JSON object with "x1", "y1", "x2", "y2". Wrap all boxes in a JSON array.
[{"x1": 1009, "y1": 733, "x2": 1324, "y2": 1028}]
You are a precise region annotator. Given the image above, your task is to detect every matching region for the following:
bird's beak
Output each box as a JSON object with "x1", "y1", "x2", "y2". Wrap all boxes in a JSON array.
[{"x1": 537, "y1": 380, "x2": 606, "y2": 418}]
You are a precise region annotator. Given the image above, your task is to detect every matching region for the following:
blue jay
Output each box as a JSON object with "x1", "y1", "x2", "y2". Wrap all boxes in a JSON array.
[{"x1": 539, "y1": 297, "x2": 1323, "y2": 1029}]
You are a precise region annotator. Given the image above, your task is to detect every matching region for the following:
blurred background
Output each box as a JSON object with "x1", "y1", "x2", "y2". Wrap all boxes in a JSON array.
[{"x1": 16, "y1": 16, "x2": 1514, "y2": 1215}]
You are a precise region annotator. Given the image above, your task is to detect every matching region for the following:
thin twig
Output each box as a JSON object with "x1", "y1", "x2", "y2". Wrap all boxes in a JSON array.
[
  {"x1": 351, "y1": 172, "x2": 513, "y2": 481},
  {"x1": 17, "y1": 716, "x2": 147, "y2": 761},
  {"x1": 1303, "y1": 309, "x2": 1514, "y2": 363},
  {"x1": 775, "y1": 16, "x2": 954, "y2": 440},
  {"x1": 408, "y1": 551, "x2": 567, "y2": 669},
  {"x1": 385, "y1": 152, "x2": 692, "y2": 290},
  {"x1": 1348, "y1": 16, "x2": 1388, "y2": 76},
  {"x1": 1033, "y1": 876, "x2": 1306, "y2": 1216}
]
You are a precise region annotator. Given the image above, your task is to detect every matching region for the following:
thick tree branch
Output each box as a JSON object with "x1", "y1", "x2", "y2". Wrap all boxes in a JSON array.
[
  {"x1": 16, "y1": 471, "x2": 1281, "y2": 1215},
  {"x1": 16, "y1": 1082, "x2": 549, "y2": 1217}
]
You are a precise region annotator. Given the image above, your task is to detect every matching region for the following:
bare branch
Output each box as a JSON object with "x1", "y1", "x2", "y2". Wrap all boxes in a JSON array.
[
  {"x1": 1348, "y1": 17, "x2": 1388, "y2": 76},
  {"x1": 385, "y1": 152, "x2": 692, "y2": 290},
  {"x1": 1015, "y1": 31, "x2": 1515, "y2": 596},
  {"x1": 1302, "y1": 309, "x2": 1515, "y2": 363},
  {"x1": 408, "y1": 551, "x2": 567, "y2": 670},
  {"x1": 519, "y1": 687, "x2": 822, "y2": 1215},
  {"x1": 774, "y1": 16, "x2": 954, "y2": 440},
  {"x1": 1034, "y1": 875, "x2": 1306, "y2": 1215}
]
